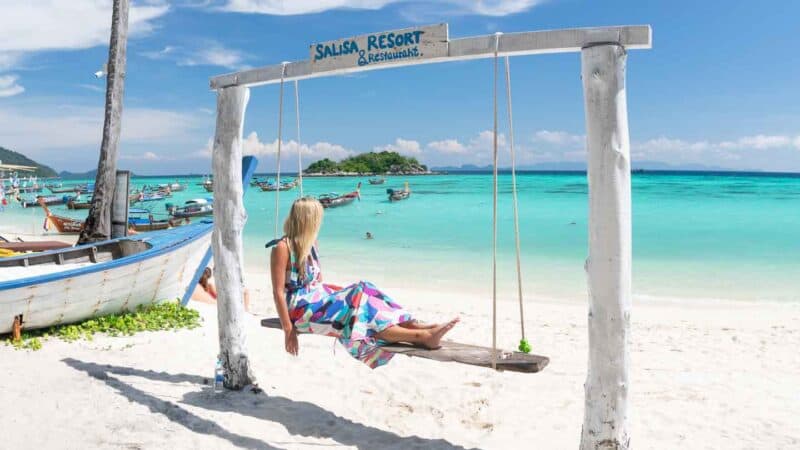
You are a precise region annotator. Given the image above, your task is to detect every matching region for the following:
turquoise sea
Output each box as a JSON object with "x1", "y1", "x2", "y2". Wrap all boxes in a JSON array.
[{"x1": 2, "y1": 172, "x2": 798, "y2": 303}]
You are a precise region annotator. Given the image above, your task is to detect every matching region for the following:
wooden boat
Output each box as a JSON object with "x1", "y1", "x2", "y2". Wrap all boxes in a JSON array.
[
  {"x1": 22, "y1": 195, "x2": 69, "y2": 208},
  {"x1": 67, "y1": 199, "x2": 92, "y2": 210},
  {"x1": 159, "y1": 182, "x2": 186, "y2": 192},
  {"x1": 0, "y1": 221, "x2": 213, "y2": 334},
  {"x1": 203, "y1": 182, "x2": 213, "y2": 193},
  {"x1": 259, "y1": 179, "x2": 296, "y2": 191},
  {"x1": 132, "y1": 192, "x2": 165, "y2": 203},
  {"x1": 128, "y1": 215, "x2": 187, "y2": 232},
  {"x1": 167, "y1": 198, "x2": 213, "y2": 218},
  {"x1": 368, "y1": 177, "x2": 386, "y2": 185},
  {"x1": 48, "y1": 185, "x2": 83, "y2": 194},
  {"x1": 318, "y1": 183, "x2": 361, "y2": 209},
  {"x1": 39, "y1": 199, "x2": 85, "y2": 234},
  {"x1": 387, "y1": 182, "x2": 411, "y2": 202}
]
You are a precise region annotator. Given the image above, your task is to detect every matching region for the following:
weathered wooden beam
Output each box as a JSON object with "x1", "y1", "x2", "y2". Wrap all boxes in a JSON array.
[
  {"x1": 210, "y1": 25, "x2": 651, "y2": 89},
  {"x1": 579, "y1": 43, "x2": 632, "y2": 449},
  {"x1": 212, "y1": 86, "x2": 256, "y2": 390},
  {"x1": 110, "y1": 170, "x2": 130, "y2": 238}
]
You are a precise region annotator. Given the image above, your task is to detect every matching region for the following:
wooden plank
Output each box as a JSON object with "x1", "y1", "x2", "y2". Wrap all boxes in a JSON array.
[
  {"x1": 261, "y1": 317, "x2": 549, "y2": 373},
  {"x1": 310, "y1": 23, "x2": 448, "y2": 73},
  {"x1": 0, "y1": 241, "x2": 71, "y2": 252},
  {"x1": 210, "y1": 25, "x2": 651, "y2": 89}
]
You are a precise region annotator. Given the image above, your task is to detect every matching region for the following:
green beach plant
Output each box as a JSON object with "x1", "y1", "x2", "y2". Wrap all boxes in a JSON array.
[{"x1": 3, "y1": 300, "x2": 201, "y2": 351}]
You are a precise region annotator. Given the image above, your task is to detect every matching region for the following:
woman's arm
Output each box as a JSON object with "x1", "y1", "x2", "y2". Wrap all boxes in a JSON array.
[
  {"x1": 271, "y1": 241, "x2": 298, "y2": 355},
  {"x1": 270, "y1": 242, "x2": 292, "y2": 330}
]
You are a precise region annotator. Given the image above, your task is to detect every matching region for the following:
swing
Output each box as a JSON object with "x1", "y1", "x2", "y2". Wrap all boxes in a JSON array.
[{"x1": 261, "y1": 34, "x2": 549, "y2": 373}]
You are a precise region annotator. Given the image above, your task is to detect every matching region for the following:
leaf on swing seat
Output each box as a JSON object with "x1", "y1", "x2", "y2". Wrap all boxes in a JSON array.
[{"x1": 260, "y1": 318, "x2": 549, "y2": 373}]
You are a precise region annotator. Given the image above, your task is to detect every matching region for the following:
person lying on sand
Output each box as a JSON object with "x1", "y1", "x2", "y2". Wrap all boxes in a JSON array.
[
  {"x1": 270, "y1": 197, "x2": 458, "y2": 369},
  {"x1": 191, "y1": 267, "x2": 251, "y2": 312}
]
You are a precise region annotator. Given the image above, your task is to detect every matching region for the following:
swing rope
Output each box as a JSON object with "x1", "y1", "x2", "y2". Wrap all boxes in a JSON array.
[
  {"x1": 274, "y1": 62, "x2": 287, "y2": 238},
  {"x1": 491, "y1": 33, "x2": 500, "y2": 370},
  {"x1": 492, "y1": 34, "x2": 531, "y2": 369},
  {"x1": 294, "y1": 80, "x2": 303, "y2": 197},
  {"x1": 505, "y1": 55, "x2": 530, "y2": 353}
]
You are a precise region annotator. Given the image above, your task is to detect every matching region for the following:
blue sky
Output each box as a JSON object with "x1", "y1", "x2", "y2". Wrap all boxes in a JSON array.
[{"x1": 1, "y1": 0, "x2": 798, "y2": 174}]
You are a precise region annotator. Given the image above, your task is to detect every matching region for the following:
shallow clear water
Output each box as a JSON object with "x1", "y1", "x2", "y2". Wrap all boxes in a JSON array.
[{"x1": 2, "y1": 171, "x2": 798, "y2": 303}]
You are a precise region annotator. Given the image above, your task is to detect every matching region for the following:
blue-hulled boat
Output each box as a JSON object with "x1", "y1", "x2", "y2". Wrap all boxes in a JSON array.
[{"x1": 0, "y1": 221, "x2": 212, "y2": 334}]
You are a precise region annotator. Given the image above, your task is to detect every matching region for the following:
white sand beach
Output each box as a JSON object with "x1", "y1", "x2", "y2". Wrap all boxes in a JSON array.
[{"x1": 2, "y1": 268, "x2": 798, "y2": 449}]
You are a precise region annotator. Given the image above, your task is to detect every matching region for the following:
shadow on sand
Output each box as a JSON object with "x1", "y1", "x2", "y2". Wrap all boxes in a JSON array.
[{"x1": 63, "y1": 358, "x2": 479, "y2": 450}]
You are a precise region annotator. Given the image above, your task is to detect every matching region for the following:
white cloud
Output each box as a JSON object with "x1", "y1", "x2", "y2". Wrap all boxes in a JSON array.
[
  {"x1": 637, "y1": 137, "x2": 710, "y2": 153},
  {"x1": 196, "y1": 132, "x2": 356, "y2": 163},
  {"x1": 533, "y1": 130, "x2": 584, "y2": 146},
  {"x1": 428, "y1": 139, "x2": 466, "y2": 154},
  {"x1": 0, "y1": 1, "x2": 169, "y2": 53},
  {"x1": 374, "y1": 138, "x2": 421, "y2": 156},
  {"x1": 0, "y1": 52, "x2": 22, "y2": 71},
  {"x1": 719, "y1": 135, "x2": 794, "y2": 150},
  {"x1": 222, "y1": 0, "x2": 394, "y2": 15},
  {"x1": 0, "y1": 105, "x2": 206, "y2": 152},
  {"x1": 143, "y1": 43, "x2": 248, "y2": 69},
  {"x1": 637, "y1": 134, "x2": 800, "y2": 154},
  {"x1": 0, "y1": 75, "x2": 25, "y2": 97},
  {"x1": 218, "y1": 0, "x2": 542, "y2": 16}
]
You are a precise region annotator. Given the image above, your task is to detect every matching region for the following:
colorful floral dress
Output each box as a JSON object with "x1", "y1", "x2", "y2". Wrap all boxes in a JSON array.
[{"x1": 281, "y1": 238, "x2": 413, "y2": 368}]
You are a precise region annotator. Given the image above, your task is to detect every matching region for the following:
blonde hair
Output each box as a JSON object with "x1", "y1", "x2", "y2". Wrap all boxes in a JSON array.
[{"x1": 283, "y1": 197, "x2": 323, "y2": 278}]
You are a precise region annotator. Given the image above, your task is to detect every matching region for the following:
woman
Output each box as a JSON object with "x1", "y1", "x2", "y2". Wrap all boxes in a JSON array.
[
  {"x1": 271, "y1": 197, "x2": 458, "y2": 368},
  {"x1": 192, "y1": 267, "x2": 251, "y2": 311}
]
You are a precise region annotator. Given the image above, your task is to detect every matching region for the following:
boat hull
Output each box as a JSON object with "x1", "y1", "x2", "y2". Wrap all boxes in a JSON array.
[{"x1": 0, "y1": 222, "x2": 212, "y2": 334}]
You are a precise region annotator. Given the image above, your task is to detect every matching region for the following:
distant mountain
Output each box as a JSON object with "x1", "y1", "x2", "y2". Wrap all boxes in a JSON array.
[
  {"x1": 434, "y1": 160, "x2": 734, "y2": 172},
  {"x1": 59, "y1": 169, "x2": 97, "y2": 180},
  {"x1": 0, "y1": 146, "x2": 59, "y2": 178}
]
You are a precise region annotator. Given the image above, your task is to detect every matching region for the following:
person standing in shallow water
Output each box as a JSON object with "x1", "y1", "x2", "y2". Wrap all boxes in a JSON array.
[{"x1": 270, "y1": 197, "x2": 459, "y2": 368}]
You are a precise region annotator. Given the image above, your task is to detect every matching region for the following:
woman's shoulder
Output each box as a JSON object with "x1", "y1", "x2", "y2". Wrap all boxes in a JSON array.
[{"x1": 270, "y1": 237, "x2": 290, "y2": 255}]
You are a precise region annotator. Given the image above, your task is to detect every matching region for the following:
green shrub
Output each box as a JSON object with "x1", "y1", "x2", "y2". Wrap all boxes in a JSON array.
[{"x1": 3, "y1": 300, "x2": 201, "y2": 351}]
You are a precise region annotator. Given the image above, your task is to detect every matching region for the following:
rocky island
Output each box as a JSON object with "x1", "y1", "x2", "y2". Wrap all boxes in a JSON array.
[{"x1": 304, "y1": 151, "x2": 433, "y2": 176}]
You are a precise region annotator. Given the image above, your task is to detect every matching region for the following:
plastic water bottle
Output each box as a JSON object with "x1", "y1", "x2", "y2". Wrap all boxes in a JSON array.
[{"x1": 213, "y1": 357, "x2": 224, "y2": 393}]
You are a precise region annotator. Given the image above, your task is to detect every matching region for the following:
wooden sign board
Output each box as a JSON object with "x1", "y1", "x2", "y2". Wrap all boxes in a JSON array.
[{"x1": 309, "y1": 23, "x2": 449, "y2": 73}]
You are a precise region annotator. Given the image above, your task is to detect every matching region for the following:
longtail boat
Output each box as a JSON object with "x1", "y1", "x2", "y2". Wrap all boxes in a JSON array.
[
  {"x1": 39, "y1": 199, "x2": 85, "y2": 234},
  {"x1": 166, "y1": 198, "x2": 213, "y2": 218},
  {"x1": 368, "y1": 177, "x2": 386, "y2": 185},
  {"x1": 0, "y1": 221, "x2": 213, "y2": 334},
  {"x1": 48, "y1": 185, "x2": 84, "y2": 194},
  {"x1": 128, "y1": 214, "x2": 187, "y2": 232},
  {"x1": 259, "y1": 179, "x2": 296, "y2": 191},
  {"x1": 387, "y1": 182, "x2": 411, "y2": 202},
  {"x1": 67, "y1": 199, "x2": 92, "y2": 210},
  {"x1": 22, "y1": 195, "x2": 71, "y2": 208},
  {"x1": 318, "y1": 183, "x2": 361, "y2": 209}
]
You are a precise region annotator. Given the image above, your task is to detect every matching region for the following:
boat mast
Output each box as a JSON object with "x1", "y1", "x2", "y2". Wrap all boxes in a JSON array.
[{"x1": 78, "y1": 0, "x2": 129, "y2": 244}]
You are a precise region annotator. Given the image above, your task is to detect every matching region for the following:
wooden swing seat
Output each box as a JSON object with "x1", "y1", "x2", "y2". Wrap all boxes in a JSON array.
[{"x1": 260, "y1": 318, "x2": 549, "y2": 373}]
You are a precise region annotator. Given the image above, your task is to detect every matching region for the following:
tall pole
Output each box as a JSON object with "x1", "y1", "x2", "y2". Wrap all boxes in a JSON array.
[
  {"x1": 212, "y1": 86, "x2": 255, "y2": 389},
  {"x1": 579, "y1": 43, "x2": 632, "y2": 449},
  {"x1": 79, "y1": 0, "x2": 129, "y2": 244}
]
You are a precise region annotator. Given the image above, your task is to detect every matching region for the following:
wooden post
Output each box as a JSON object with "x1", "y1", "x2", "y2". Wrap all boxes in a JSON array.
[
  {"x1": 212, "y1": 86, "x2": 255, "y2": 389},
  {"x1": 78, "y1": 0, "x2": 129, "y2": 244},
  {"x1": 110, "y1": 170, "x2": 130, "y2": 238},
  {"x1": 579, "y1": 43, "x2": 632, "y2": 449}
]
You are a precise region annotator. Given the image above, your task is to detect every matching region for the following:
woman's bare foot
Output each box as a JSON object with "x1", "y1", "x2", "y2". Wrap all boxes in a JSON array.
[
  {"x1": 421, "y1": 318, "x2": 460, "y2": 349},
  {"x1": 399, "y1": 319, "x2": 437, "y2": 330}
]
